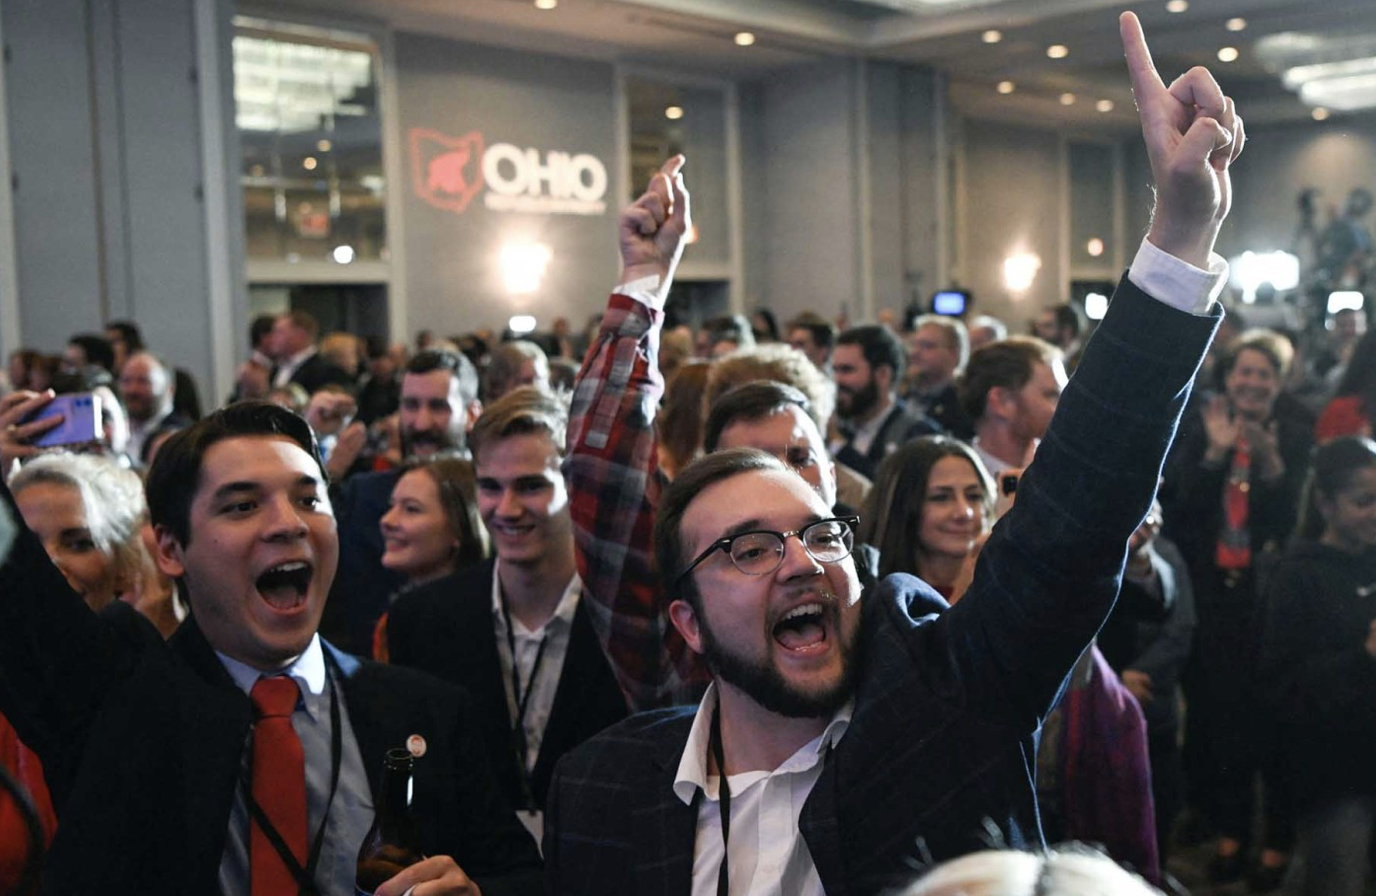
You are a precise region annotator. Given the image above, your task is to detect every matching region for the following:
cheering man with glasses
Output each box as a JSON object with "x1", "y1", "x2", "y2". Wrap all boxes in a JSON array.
[{"x1": 550, "y1": 12, "x2": 1245, "y2": 895}]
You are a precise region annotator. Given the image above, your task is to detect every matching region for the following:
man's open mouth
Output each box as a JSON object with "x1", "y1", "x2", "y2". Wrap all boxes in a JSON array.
[
  {"x1": 256, "y1": 561, "x2": 313, "y2": 610},
  {"x1": 773, "y1": 602, "x2": 829, "y2": 651}
]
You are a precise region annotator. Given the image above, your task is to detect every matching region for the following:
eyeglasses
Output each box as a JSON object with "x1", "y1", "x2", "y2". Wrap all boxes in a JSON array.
[{"x1": 674, "y1": 516, "x2": 859, "y2": 584}]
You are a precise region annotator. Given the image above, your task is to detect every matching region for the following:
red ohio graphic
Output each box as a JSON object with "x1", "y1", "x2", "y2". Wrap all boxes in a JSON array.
[{"x1": 410, "y1": 128, "x2": 486, "y2": 214}]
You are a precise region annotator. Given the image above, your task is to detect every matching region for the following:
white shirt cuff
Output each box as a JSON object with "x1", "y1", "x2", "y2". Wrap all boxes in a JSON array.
[
  {"x1": 613, "y1": 274, "x2": 666, "y2": 311},
  {"x1": 1127, "y1": 238, "x2": 1228, "y2": 316}
]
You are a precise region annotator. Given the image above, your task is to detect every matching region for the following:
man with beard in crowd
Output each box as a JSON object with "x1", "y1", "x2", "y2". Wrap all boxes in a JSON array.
[
  {"x1": 119, "y1": 351, "x2": 187, "y2": 466},
  {"x1": 325, "y1": 349, "x2": 482, "y2": 652},
  {"x1": 546, "y1": 11, "x2": 1243, "y2": 892},
  {"x1": 830, "y1": 324, "x2": 939, "y2": 480}
]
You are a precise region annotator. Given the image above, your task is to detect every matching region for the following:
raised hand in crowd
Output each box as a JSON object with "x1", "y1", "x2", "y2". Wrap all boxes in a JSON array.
[
  {"x1": 0, "y1": 390, "x2": 61, "y2": 475},
  {"x1": 618, "y1": 154, "x2": 690, "y2": 290}
]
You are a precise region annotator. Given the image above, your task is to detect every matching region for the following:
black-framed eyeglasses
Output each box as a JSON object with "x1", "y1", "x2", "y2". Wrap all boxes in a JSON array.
[{"x1": 674, "y1": 516, "x2": 860, "y2": 584}]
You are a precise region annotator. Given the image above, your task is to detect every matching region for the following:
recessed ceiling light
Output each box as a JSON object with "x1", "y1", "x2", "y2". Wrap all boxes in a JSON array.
[
  {"x1": 316, "y1": 139, "x2": 332, "y2": 153},
  {"x1": 997, "y1": 80, "x2": 1015, "y2": 94},
  {"x1": 1047, "y1": 44, "x2": 1069, "y2": 59},
  {"x1": 1087, "y1": 238, "x2": 1105, "y2": 257},
  {"x1": 302, "y1": 156, "x2": 318, "y2": 171},
  {"x1": 1166, "y1": 0, "x2": 1188, "y2": 12},
  {"x1": 1226, "y1": 17, "x2": 1247, "y2": 31},
  {"x1": 734, "y1": 31, "x2": 756, "y2": 46},
  {"x1": 1217, "y1": 46, "x2": 1239, "y2": 63},
  {"x1": 1060, "y1": 92, "x2": 1076, "y2": 105},
  {"x1": 665, "y1": 105, "x2": 684, "y2": 120},
  {"x1": 1096, "y1": 99, "x2": 1115, "y2": 112},
  {"x1": 534, "y1": 0, "x2": 557, "y2": 9},
  {"x1": 982, "y1": 30, "x2": 1002, "y2": 44},
  {"x1": 1313, "y1": 107, "x2": 1331, "y2": 121}
]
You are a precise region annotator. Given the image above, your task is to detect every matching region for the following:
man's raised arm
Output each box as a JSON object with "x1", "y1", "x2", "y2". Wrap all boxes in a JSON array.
[
  {"x1": 564, "y1": 157, "x2": 708, "y2": 710},
  {"x1": 930, "y1": 11, "x2": 1241, "y2": 726}
]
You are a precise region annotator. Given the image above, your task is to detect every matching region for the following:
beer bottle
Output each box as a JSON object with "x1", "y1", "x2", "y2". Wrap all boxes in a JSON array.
[{"x1": 355, "y1": 747, "x2": 424, "y2": 895}]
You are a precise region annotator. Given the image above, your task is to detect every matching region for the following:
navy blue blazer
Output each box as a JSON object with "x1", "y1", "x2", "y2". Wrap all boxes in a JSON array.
[
  {"x1": 0, "y1": 484, "x2": 543, "y2": 896},
  {"x1": 325, "y1": 467, "x2": 405, "y2": 653},
  {"x1": 545, "y1": 274, "x2": 1221, "y2": 895}
]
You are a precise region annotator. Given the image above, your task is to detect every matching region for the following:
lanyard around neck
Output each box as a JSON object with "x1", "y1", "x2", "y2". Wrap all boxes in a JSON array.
[
  {"x1": 500, "y1": 588, "x2": 551, "y2": 809},
  {"x1": 244, "y1": 654, "x2": 343, "y2": 896}
]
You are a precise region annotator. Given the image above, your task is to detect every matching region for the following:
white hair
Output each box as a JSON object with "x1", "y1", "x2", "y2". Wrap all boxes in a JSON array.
[{"x1": 897, "y1": 848, "x2": 1162, "y2": 896}]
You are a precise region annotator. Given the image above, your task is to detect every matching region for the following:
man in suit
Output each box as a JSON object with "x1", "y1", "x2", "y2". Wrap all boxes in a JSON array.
[
  {"x1": 328, "y1": 348, "x2": 482, "y2": 653},
  {"x1": 962, "y1": 335, "x2": 1066, "y2": 476},
  {"x1": 388, "y1": 387, "x2": 627, "y2": 841},
  {"x1": 547, "y1": 13, "x2": 1244, "y2": 893},
  {"x1": 904, "y1": 314, "x2": 975, "y2": 440},
  {"x1": 831, "y1": 323, "x2": 940, "y2": 479},
  {"x1": 271, "y1": 310, "x2": 354, "y2": 394},
  {"x1": 0, "y1": 397, "x2": 542, "y2": 895},
  {"x1": 118, "y1": 350, "x2": 189, "y2": 465}
]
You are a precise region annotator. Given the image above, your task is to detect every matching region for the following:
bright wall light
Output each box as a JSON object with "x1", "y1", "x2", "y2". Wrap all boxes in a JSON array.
[
  {"x1": 1329, "y1": 291, "x2": 1366, "y2": 314},
  {"x1": 331, "y1": 245, "x2": 355, "y2": 264},
  {"x1": 500, "y1": 242, "x2": 552, "y2": 294},
  {"x1": 1086, "y1": 237, "x2": 1105, "y2": 257},
  {"x1": 1229, "y1": 250, "x2": 1300, "y2": 302},
  {"x1": 508, "y1": 315, "x2": 538, "y2": 334},
  {"x1": 1084, "y1": 292, "x2": 1110, "y2": 320},
  {"x1": 1003, "y1": 253, "x2": 1042, "y2": 294}
]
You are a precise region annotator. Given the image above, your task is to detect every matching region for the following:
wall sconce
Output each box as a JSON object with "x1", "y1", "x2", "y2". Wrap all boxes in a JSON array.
[
  {"x1": 1003, "y1": 252, "x2": 1041, "y2": 294},
  {"x1": 500, "y1": 242, "x2": 552, "y2": 294}
]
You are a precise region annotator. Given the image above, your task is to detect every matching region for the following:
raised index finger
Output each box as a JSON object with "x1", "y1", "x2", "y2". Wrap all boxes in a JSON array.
[{"x1": 1120, "y1": 12, "x2": 1165, "y2": 104}]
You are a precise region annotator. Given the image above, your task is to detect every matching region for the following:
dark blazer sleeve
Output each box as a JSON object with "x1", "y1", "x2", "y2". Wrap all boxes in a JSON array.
[
  {"x1": 0, "y1": 481, "x2": 146, "y2": 807},
  {"x1": 923, "y1": 274, "x2": 1221, "y2": 729}
]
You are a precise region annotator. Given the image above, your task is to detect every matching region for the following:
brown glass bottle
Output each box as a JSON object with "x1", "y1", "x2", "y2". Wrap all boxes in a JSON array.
[{"x1": 355, "y1": 747, "x2": 424, "y2": 895}]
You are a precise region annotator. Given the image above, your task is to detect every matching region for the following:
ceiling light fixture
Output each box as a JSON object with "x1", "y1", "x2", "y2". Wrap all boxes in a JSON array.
[
  {"x1": 1218, "y1": 47, "x2": 1240, "y2": 62},
  {"x1": 1313, "y1": 107, "x2": 1331, "y2": 120},
  {"x1": 534, "y1": 0, "x2": 558, "y2": 9},
  {"x1": 665, "y1": 105, "x2": 684, "y2": 120},
  {"x1": 1060, "y1": 92, "x2": 1076, "y2": 105},
  {"x1": 734, "y1": 31, "x2": 756, "y2": 46},
  {"x1": 1095, "y1": 99, "x2": 1114, "y2": 112},
  {"x1": 1087, "y1": 238, "x2": 1105, "y2": 257},
  {"x1": 997, "y1": 80, "x2": 1015, "y2": 94},
  {"x1": 1047, "y1": 44, "x2": 1069, "y2": 59},
  {"x1": 1226, "y1": 17, "x2": 1247, "y2": 32},
  {"x1": 302, "y1": 156, "x2": 318, "y2": 171},
  {"x1": 982, "y1": 30, "x2": 1002, "y2": 44},
  {"x1": 316, "y1": 139, "x2": 332, "y2": 153},
  {"x1": 1166, "y1": 0, "x2": 1188, "y2": 13}
]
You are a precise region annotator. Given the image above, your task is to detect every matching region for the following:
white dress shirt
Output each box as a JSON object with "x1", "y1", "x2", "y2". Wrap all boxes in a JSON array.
[{"x1": 673, "y1": 685, "x2": 852, "y2": 896}]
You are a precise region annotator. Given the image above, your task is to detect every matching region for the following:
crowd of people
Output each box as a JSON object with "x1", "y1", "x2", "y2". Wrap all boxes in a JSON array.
[{"x1": 0, "y1": 12, "x2": 1373, "y2": 896}]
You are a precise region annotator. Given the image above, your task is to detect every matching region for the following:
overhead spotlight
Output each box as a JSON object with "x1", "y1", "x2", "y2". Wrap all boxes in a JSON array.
[
  {"x1": 1047, "y1": 44, "x2": 1069, "y2": 59},
  {"x1": 1095, "y1": 99, "x2": 1114, "y2": 112},
  {"x1": 508, "y1": 315, "x2": 538, "y2": 334},
  {"x1": 1166, "y1": 0, "x2": 1188, "y2": 12},
  {"x1": 1060, "y1": 92, "x2": 1076, "y2": 105},
  {"x1": 664, "y1": 105, "x2": 684, "y2": 120},
  {"x1": 1226, "y1": 17, "x2": 1247, "y2": 31},
  {"x1": 1087, "y1": 237, "x2": 1105, "y2": 257},
  {"x1": 316, "y1": 139, "x2": 332, "y2": 153},
  {"x1": 1217, "y1": 46, "x2": 1239, "y2": 63},
  {"x1": 1313, "y1": 107, "x2": 1331, "y2": 121},
  {"x1": 302, "y1": 156, "x2": 318, "y2": 171},
  {"x1": 734, "y1": 31, "x2": 756, "y2": 46},
  {"x1": 982, "y1": 30, "x2": 1003, "y2": 44},
  {"x1": 997, "y1": 80, "x2": 1016, "y2": 94},
  {"x1": 534, "y1": 0, "x2": 557, "y2": 9}
]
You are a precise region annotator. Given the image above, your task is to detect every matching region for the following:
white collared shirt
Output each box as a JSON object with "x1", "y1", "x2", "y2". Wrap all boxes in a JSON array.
[
  {"x1": 490, "y1": 564, "x2": 583, "y2": 773},
  {"x1": 673, "y1": 685, "x2": 852, "y2": 896}
]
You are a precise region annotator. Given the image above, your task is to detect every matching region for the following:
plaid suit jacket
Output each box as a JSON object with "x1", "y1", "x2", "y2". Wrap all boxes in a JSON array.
[{"x1": 545, "y1": 274, "x2": 1221, "y2": 896}]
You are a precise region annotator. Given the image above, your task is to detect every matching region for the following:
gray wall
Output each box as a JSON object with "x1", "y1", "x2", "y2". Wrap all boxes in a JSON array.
[
  {"x1": 392, "y1": 33, "x2": 619, "y2": 338},
  {"x1": 3, "y1": 0, "x2": 241, "y2": 398}
]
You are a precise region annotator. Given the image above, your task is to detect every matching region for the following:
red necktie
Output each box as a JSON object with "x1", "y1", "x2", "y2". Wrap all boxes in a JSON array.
[{"x1": 250, "y1": 676, "x2": 309, "y2": 895}]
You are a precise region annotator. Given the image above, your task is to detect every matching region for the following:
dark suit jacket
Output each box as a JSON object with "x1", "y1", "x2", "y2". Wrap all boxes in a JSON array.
[
  {"x1": 545, "y1": 275, "x2": 1221, "y2": 895},
  {"x1": 835, "y1": 398, "x2": 941, "y2": 479},
  {"x1": 388, "y1": 560, "x2": 629, "y2": 810},
  {"x1": 287, "y1": 352, "x2": 355, "y2": 395},
  {"x1": 0, "y1": 485, "x2": 542, "y2": 896},
  {"x1": 913, "y1": 380, "x2": 975, "y2": 441},
  {"x1": 324, "y1": 468, "x2": 405, "y2": 653}
]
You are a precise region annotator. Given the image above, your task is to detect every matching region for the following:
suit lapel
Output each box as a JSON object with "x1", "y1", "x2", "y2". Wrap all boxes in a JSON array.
[
  {"x1": 801, "y1": 762, "x2": 846, "y2": 896},
  {"x1": 329, "y1": 644, "x2": 391, "y2": 800},
  {"x1": 533, "y1": 599, "x2": 622, "y2": 782},
  {"x1": 631, "y1": 717, "x2": 699, "y2": 896}
]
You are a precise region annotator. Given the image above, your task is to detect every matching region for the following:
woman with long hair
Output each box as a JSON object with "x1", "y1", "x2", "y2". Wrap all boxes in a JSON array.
[{"x1": 1261, "y1": 436, "x2": 1376, "y2": 895}]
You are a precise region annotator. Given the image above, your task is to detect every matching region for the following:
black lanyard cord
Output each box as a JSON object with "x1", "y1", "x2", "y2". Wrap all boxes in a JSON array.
[
  {"x1": 244, "y1": 656, "x2": 344, "y2": 896},
  {"x1": 710, "y1": 706, "x2": 731, "y2": 896},
  {"x1": 500, "y1": 590, "x2": 551, "y2": 809}
]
